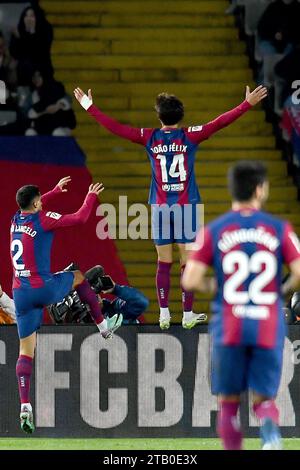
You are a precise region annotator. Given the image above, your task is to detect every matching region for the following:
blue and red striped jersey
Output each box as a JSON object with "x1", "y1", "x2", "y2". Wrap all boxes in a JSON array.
[
  {"x1": 11, "y1": 210, "x2": 57, "y2": 289},
  {"x1": 87, "y1": 100, "x2": 251, "y2": 206},
  {"x1": 145, "y1": 127, "x2": 201, "y2": 205},
  {"x1": 10, "y1": 189, "x2": 97, "y2": 290},
  {"x1": 191, "y1": 208, "x2": 300, "y2": 348}
]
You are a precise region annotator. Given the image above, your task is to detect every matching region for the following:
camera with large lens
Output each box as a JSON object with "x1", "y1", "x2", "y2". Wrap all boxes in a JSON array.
[
  {"x1": 48, "y1": 263, "x2": 114, "y2": 324},
  {"x1": 85, "y1": 265, "x2": 114, "y2": 293},
  {"x1": 48, "y1": 291, "x2": 91, "y2": 324},
  {"x1": 48, "y1": 294, "x2": 73, "y2": 324},
  {"x1": 290, "y1": 291, "x2": 300, "y2": 324},
  {"x1": 283, "y1": 289, "x2": 300, "y2": 325},
  {"x1": 84, "y1": 265, "x2": 105, "y2": 293}
]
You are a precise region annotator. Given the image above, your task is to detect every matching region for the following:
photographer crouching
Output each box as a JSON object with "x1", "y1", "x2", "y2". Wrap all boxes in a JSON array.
[{"x1": 48, "y1": 263, "x2": 149, "y2": 330}]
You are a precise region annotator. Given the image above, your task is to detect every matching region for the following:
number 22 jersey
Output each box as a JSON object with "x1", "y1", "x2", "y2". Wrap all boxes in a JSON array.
[{"x1": 191, "y1": 208, "x2": 300, "y2": 348}]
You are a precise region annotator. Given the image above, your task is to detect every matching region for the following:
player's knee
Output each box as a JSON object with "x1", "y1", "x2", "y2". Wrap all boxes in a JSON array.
[
  {"x1": 156, "y1": 254, "x2": 171, "y2": 262},
  {"x1": 19, "y1": 335, "x2": 36, "y2": 358},
  {"x1": 156, "y1": 244, "x2": 173, "y2": 263},
  {"x1": 19, "y1": 348, "x2": 34, "y2": 359},
  {"x1": 73, "y1": 270, "x2": 85, "y2": 287},
  {"x1": 157, "y1": 254, "x2": 173, "y2": 263},
  {"x1": 252, "y1": 393, "x2": 270, "y2": 406},
  {"x1": 179, "y1": 252, "x2": 188, "y2": 266},
  {"x1": 219, "y1": 395, "x2": 240, "y2": 403}
]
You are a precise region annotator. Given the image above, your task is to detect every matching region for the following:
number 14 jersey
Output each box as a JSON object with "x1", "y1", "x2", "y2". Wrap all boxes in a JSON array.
[
  {"x1": 145, "y1": 127, "x2": 201, "y2": 205},
  {"x1": 86, "y1": 100, "x2": 251, "y2": 206}
]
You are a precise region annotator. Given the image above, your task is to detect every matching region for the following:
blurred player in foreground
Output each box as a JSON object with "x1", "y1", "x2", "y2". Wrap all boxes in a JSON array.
[
  {"x1": 10, "y1": 177, "x2": 117, "y2": 434},
  {"x1": 182, "y1": 161, "x2": 300, "y2": 450},
  {"x1": 74, "y1": 85, "x2": 267, "y2": 330}
]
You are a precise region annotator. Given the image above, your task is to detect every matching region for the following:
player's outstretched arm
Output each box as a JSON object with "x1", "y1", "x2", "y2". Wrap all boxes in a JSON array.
[
  {"x1": 74, "y1": 87, "x2": 149, "y2": 145},
  {"x1": 186, "y1": 85, "x2": 268, "y2": 145},
  {"x1": 40, "y1": 182, "x2": 104, "y2": 231},
  {"x1": 41, "y1": 176, "x2": 72, "y2": 206}
]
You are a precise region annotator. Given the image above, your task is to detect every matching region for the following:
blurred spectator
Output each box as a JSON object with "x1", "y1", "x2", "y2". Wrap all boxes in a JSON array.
[
  {"x1": 290, "y1": 0, "x2": 300, "y2": 45},
  {"x1": 0, "y1": 31, "x2": 17, "y2": 99},
  {"x1": 275, "y1": 44, "x2": 300, "y2": 103},
  {"x1": 255, "y1": 0, "x2": 297, "y2": 86},
  {"x1": 233, "y1": 0, "x2": 300, "y2": 187},
  {"x1": 257, "y1": 0, "x2": 295, "y2": 55},
  {"x1": 225, "y1": 0, "x2": 238, "y2": 15},
  {"x1": 281, "y1": 96, "x2": 300, "y2": 167},
  {"x1": 0, "y1": 31, "x2": 21, "y2": 135},
  {"x1": 25, "y1": 69, "x2": 76, "y2": 136},
  {"x1": 9, "y1": 5, "x2": 53, "y2": 87}
]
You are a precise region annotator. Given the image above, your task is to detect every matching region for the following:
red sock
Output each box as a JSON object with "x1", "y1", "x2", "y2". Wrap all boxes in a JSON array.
[
  {"x1": 76, "y1": 280, "x2": 104, "y2": 325},
  {"x1": 156, "y1": 261, "x2": 172, "y2": 308},
  {"x1": 253, "y1": 400, "x2": 279, "y2": 424},
  {"x1": 180, "y1": 265, "x2": 194, "y2": 311},
  {"x1": 16, "y1": 355, "x2": 33, "y2": 404},
  {"x1": 217, "y1": 401, "x2": 243, "y2": 450}
]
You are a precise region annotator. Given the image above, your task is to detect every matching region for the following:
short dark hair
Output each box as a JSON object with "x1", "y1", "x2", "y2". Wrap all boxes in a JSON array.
[
  {"x1": 155, "y1": 93, "x2": 184, "y2": 125},
  {"x1": 16, "y1": 185, "x2": 40, "y2": 210},
  {"x1": 228, "y1": 161, "x2": 268, "y2": 201}
]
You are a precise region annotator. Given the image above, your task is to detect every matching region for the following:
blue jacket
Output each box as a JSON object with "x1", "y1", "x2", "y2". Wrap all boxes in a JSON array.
[{"x1": 102, "y1": 284, "x2": 149, "y2": 323}]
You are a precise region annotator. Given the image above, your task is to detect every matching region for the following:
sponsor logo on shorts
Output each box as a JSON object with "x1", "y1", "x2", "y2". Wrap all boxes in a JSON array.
[
  {"x1": 233, "y1": 305, "x2": 269, "y2": 320},
  {"x1": 15, "y1": 269, "x2": 31, "y2": 278}
]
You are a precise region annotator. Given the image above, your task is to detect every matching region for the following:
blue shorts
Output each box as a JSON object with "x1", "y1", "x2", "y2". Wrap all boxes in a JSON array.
[
  {"x1": 151, "y1": 203, "x2": 201, "y2": 245},
  {"x1": 211, "y1": 343, "x2": 284, "y2": 398},
  {"x1": 13, "y1": 271, "x2": 74, "y2": 339}
]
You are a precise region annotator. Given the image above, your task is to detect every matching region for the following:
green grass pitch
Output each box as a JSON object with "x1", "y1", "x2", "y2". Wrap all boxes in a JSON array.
[{"x1": 0, "y1": 438, "x2": 300, "y2": 450}]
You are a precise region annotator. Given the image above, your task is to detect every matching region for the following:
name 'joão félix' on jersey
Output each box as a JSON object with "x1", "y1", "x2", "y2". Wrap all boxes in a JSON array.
[{"x1": 150, "y1": 143, "x2": 188, "y2": 154}]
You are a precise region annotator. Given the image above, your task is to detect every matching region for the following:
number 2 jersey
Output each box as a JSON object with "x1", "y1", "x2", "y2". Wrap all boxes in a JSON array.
[
  {"x1": 10, "y1": 188, "x2": 97, "y2": 290},
  {"x1": 190, "y1": 208, "x2": 300, "y2": 348},
  {"x1": 86, "y1": 100, "x2": 251, "y2": 205}
]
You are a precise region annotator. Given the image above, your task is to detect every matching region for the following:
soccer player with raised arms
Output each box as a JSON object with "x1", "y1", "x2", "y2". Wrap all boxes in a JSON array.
[
  {"x1": 182, "y1": 161, "x2": 300, "y2": 450},
  {"x1": 11, "y1": 177, "x2": 116, "y2": 434},
  {"x1": 74, "y1": 85, "x2": 267, "y2": 330}
]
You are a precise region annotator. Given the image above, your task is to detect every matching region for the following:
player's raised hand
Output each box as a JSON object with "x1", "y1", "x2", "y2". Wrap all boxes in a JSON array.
[
  {"x1": 88, "y1": 182, "x2": 104, "y2": 195},
  {"x1": 56, "y1": 176, "x2": 72, "y2": 192},
  {"x1": 245, "y1": 85, "x2": 268, "y2": 106},
  {"x1": 74, "y1": 87, "x2": 93, "y2": 110}
]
